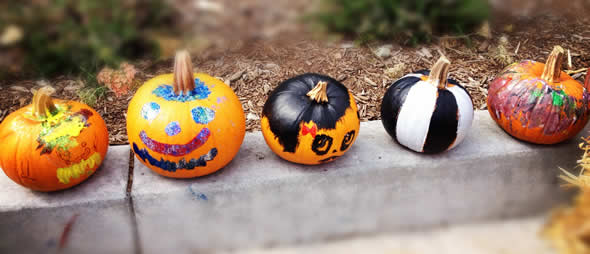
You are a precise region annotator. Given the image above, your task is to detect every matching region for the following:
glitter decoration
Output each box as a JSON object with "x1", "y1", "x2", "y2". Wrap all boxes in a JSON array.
[
  {"x1": 133, "y1": 143, "x2": 218, "y2": 172},
  {"x1": 191, "y1": 107, "x2": 215, "y2": 124},
  {"x1": 165, "y1": 121, "x2": 182, "y2": 136},
  {"x1": 152, "y1": 78, "x2": 211, "y2": 102},
  {"x1": 139, "y1": 127, "x2": 211, "y2": 156},
  {"x1": 141, "y1": 102, "x2": 160, "y2": 121},
  {"x1": 36, "y1": 108, "x2": 94, "y2": 155}
]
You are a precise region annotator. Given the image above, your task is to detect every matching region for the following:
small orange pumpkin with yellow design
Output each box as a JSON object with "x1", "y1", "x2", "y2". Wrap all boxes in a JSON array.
[
  {"x1": 261, "y1": 73, "x2": 360, "y2": 165},
  {"x1": 0, "y1": 87, "x2": 109, "y2": 191}
]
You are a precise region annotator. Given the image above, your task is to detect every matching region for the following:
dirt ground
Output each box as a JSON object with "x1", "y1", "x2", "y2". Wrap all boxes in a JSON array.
[{"x1": 1, "y1": 1, "x2": 590, "y2": 145}]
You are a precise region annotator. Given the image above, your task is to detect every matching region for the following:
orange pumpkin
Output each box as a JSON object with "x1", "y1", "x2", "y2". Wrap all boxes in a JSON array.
[
  {"x1": 261, "y1": 73, "x2": 360, "y2": 165},
  {"x1": 0, "y1": 87, "x2": 109, "y2": 191},
  {"x1": 127, "y1": 50, "x2": 245, "y2": 178},
  {"x1": 487, "y1": 46, "x2": 590, "y2": 144}
]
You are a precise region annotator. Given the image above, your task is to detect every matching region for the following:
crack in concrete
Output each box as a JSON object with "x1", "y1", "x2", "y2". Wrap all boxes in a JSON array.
[{"x1": 126, "y1": 149, "x2": 142, "y2": 254}]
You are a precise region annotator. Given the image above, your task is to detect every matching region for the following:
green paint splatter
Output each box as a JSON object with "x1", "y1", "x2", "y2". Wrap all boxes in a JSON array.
[{"x1": 552, "y1": 90, "x2": 564, "y2": 107}]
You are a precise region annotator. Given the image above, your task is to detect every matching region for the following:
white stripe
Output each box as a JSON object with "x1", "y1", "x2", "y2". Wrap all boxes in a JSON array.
[
  {"x1": 400, "y1": 73, "x2": 423, "y2": 79},
  {"x1": 447, "y1": 85, "x2": 474, "y2": 149},
  {"x1": 395, "y1": 81, "x2": 438, "y2": 152}
]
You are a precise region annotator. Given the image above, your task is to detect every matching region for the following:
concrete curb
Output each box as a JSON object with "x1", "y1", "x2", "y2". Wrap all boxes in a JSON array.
[
  {"x1": 0, "y1": 146, "x2": 133, "y2": 254},
  {"x1": 131, "y1": 110, "x2": 584, "y2": 253},
  {"x1": 0, "y1": 110, "x2": 586, "y2": 253},
  {"x1": 235, "y1": 215, "x2": 554, "y2": 254}
]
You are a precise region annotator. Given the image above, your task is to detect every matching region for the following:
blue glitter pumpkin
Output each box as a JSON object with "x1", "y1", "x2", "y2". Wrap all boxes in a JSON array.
[{"x1": 126, "y1": 51, "x2": 246, "y2": 178}]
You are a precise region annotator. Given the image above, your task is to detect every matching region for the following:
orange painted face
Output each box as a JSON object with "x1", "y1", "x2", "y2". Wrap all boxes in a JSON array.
[
  {"x1": 261, "y1": 73, "x2": 360, "y2": 165},
  {"x1": 261, "y1": 101, "x2": 359, "y2": 164},
  {"x1": 126, "y1": 73, "x2": 246, "y2": 178},
  {"x1": 0, "y1": 95, "x2": 108, "y2": 192},
  {"x1": 487, "y1": 60, "x2": 590, "y2": 144}
]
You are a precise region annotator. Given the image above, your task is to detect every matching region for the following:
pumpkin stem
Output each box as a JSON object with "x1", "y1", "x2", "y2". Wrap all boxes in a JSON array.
[
  {"x1": 173, "y1": 50, "x2": 195, "y2": 95},
  {"x1": 541, "y1": 46, "x2": 565, "y2": 83},
  {"x1": 428, "y1": 55, "x2": 451, "y2": 89},
  {"x1": 32, "y1": 86, "x2": 57, "y2": 118},
  {"x1": 307, "y1": 81, "x2": 329, "y2": 103}
]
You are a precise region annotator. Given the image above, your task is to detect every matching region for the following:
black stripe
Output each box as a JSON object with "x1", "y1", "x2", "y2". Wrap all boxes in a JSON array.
[
  {"x1": 423, "y1": 89, "x2": 459, "y2": 153},
  {"x1": 380, "y1": 76, "x2": 421, "y2": 140}
]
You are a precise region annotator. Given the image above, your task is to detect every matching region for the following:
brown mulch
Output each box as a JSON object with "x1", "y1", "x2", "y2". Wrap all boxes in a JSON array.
[{"x1": 1, "y1": 14, "x2": 590, "y2": 145}]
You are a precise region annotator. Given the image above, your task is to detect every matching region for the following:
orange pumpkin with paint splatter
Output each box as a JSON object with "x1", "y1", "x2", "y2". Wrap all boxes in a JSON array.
[
  {"x1": 126, "y1": 50, "x2": 245, "y2": 178},
  {"x1": 0, "y1": 87, "x2": 109, "y2": 191},
  {"x1": 487, "y1": 46, "x2": 590, "y2": 144}
]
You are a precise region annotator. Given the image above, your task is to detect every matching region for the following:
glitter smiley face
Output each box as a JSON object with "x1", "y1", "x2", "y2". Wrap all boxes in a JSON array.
[{"x1": 126, "y1": 51, "x2": 245, "y2": 178}]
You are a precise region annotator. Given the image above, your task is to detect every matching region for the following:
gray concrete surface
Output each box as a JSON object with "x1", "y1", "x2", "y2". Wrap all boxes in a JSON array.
[
  {"x1": 0, "y1": 201, "x2": 133, "y2": 254},
  {"x1": 235, "y1": 215, "x2": 555, "y2": 254},
  {"x1": 0, "y1": 146, "x2": 129, "y2": 211},
  {"x1": 131, "y1": 111, "x2": 583, "y2": 253},
  {"x1": 0, "y1": 146, "x2": 133, "y2": 254}
]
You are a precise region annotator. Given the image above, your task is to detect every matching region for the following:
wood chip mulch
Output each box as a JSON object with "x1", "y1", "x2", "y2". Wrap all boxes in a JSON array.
[{"x1": 1, "y1": 15, "x2": 589, "y2": 145}]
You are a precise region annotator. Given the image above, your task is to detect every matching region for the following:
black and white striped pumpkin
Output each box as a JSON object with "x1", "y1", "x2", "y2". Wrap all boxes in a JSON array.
[{"x1": 380, "y1": 56, "x2": 474, "y2": 153}]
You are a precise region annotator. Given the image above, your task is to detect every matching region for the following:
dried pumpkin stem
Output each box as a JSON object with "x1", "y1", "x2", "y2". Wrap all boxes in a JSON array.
[
  {"x1": 32, "y1": 87, "x2": 57, "y2": 118},
  {"x1": 541, "y1": 46, "x2": 565, "y2": 83},
  {"x1": 173, "y1": 50, "x2": 195, "y2": 95},
  {"x1": 307, "y1": 81, "x2": 329, "y2": 103},
  {"x1": 428, "y1": 55, "x2": 451, "y2": 89}
]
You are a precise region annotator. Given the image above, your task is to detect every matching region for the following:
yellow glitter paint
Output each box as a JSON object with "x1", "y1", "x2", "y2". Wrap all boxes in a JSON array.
[
  {"x1": 42, "y1": 117, "x2": 85, "y2": 145},
  {"x1": 56, "y1": 152, "x2": 102, "y2": 184}
]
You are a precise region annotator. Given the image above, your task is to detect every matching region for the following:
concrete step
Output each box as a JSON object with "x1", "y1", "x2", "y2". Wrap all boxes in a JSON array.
[
  {"x1": 0, "y1": 110, "x2": 584, "y2": 253},
  {"x1": 131, "y1": 111, "x2": 581, "y2": 253},
  {"x1": 0, "y1": 146, "x2": 133, "y2": 254},
  {"x1": 234, "y1": 216, "x2": 554, "y2": 254}
]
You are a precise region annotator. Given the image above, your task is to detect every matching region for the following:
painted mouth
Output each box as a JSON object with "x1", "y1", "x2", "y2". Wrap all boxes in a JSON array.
[
  {"x1": 139, "y1": 128, "x2": 211, "y2": 156},
  {"x1": 56, "y1": 152, "x2": 102, "y2": 184},
  {"x1": 319, "y1": 155, "x2": 340, "y2": 163},
  {"x1": 133, "y1": 143, "x2": 218, "y2": 172}
]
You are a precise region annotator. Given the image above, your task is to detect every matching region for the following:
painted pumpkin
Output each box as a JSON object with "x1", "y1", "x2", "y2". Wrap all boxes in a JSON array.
[
  {"x1": 261, "y1": 73, "x2": 360, "y2": 165},
  {"x1": 0, "y1": 87, "x2": 109, "y2": 191},
  {"x1": 487, "y1": 46, "x2": 590, "y2": 144},
  {"x1": 381, "y1": 55, "x2": 474, "y2": 153},
  {"x1": 127, "y1": 50, "x2": 245, "y2": 178}
]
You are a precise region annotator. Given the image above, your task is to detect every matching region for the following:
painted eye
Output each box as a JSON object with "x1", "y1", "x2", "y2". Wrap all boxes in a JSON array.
[
  {"x1": 311, "y1": 134, "x2": 333, "y2": 155},
  {"x1": 165, "y1": 121, "x2": 181, "y2": 136},
  {"x1": 340, "y1": 130, "x2": 356, "y2": 151},
  {"x1": 141, "y1": 102, "x2": 160, "y2": 121},
  {"x1": 191, "y1": 106, "x2": 215, "y2": 125}
]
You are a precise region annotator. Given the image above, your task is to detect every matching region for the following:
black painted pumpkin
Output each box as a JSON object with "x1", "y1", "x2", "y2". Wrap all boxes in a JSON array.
[
  {"x1": 381, "y1": 55, "x2": 474, "y2": 153},
  {"x1": 261, "y1": 73, "x2": 360, "y2": 165}
]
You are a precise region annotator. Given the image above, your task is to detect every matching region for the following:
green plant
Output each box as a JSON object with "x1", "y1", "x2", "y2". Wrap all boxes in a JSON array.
[
  {"x1": 315, "y1": 0, "x2": 490, "y2": 44},
  {"x1": 1, "y1": 0, "x2": 176, "y2": 78},
  {"x1": 76, "y1": 66, "x2": 107, "y2": 107}
]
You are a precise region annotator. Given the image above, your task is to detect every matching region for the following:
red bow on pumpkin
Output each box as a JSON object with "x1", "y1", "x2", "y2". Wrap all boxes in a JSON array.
[{"x1": 301, "y1": 124, "x2": 317, "y2": 138}]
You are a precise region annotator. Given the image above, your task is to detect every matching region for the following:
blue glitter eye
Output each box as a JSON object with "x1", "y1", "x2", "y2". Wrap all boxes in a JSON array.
[
  {"x1": 165, "y1": 121, "x2": 182, "y2": 136},
  {"x1": 191, "y1": 106, "x2": 215, "y2": 124},
  {"x1": 141, "y1": 102, "x2": 160, "y2": 120}
]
